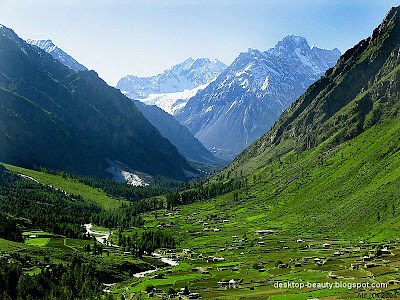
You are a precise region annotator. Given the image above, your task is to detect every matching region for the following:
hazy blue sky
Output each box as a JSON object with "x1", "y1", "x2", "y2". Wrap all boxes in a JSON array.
[{"x1": 0, "y1": 0, "x2": 398, "y2": 85}]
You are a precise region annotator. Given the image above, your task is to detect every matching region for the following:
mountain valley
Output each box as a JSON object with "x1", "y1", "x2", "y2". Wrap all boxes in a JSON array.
[{"x1": 0, "y1": 4, "x2": 399, "y2": 300}]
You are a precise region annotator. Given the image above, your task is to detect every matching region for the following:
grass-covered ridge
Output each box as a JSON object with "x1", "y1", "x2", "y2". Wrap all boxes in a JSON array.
[
  {"x1": 1, "y1": 163, "x2": 125, "y2": 210},
  {"x1": 107, "y1": 114, "x2": 400, "y2": 298}
]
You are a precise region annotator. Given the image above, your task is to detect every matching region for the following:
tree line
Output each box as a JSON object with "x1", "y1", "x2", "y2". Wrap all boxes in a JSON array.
[
  {"x1": 165, "y1": 178, "x2": 248, "y2": 208},
  {"x1": 0, "y1": 165, "x2": 174, "y2": 240},
  {"x1": 118, "y1": 230, "x2": 175, "y2": 257},
  {"x1": 0, "y1": 167, "x2": 100, "y2": 239}
]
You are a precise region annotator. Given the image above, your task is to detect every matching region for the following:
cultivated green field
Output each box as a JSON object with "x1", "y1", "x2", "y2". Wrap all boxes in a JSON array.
[
  {"x1": 1, "y1": 97, "x2": 399, "y2": 299},
  {"x1": 25, "y1": 238, "x2": 50, "y2": 246},
  {"x1": 2, "y1": 114, "x2": 399, "y2": 299}
]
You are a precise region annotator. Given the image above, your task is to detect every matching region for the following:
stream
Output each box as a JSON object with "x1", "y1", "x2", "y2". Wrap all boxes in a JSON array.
[
  {"x1": 83, "y1": 223, "x2": 178, "y2": 280},
  {"x1": 84, "y1": 223, "x2": 118, "y2": 247}
]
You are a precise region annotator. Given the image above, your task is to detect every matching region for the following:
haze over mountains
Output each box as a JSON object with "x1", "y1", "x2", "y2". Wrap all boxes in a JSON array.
[
  {"x1": 175, "y1": 36, "x2": 341, "y2": 160},
  {"x1": 115, "y1": 36, "x2": 340, "y2": 161},
  {"x1": 0, "y1": 25, "x2": 196, "y2": 180}
]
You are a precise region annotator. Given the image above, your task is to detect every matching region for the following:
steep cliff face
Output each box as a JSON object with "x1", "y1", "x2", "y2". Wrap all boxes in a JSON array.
[{"x1": 133, "y1": 100, "x2": 220, "y2": 164}]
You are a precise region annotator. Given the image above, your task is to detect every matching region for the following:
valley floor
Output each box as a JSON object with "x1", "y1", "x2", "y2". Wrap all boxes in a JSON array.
[
  {"x1": 102, "y1": 196, "x2": 400, "y2": 299},
  {"x1": 4, "y1": 209, "x2": 400, "y2": 299}
]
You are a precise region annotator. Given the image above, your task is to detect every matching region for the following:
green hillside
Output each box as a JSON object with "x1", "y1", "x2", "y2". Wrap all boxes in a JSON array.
[
  {"x1": 211, "y1": 6, "x2": 400, "y2": 238},
  {"x1": 105, "y1": 9, "x2": 400, "y2": 296},
  {"x1": 102, "y1": 9, "x2": 400, "y2": 298}
]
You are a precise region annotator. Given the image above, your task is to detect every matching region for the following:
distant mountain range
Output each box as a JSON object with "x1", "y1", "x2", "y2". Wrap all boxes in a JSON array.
[
  {"x1": 175, "y1": 36, "x2": 341, "y2": 160},
  {"x1": 117, "y1": 58, "x2": 227, "y2": 114},
  {"x1": 26, "y1": 39, "x2": 87, "y2": 72},
  {"x1": 0, "y1": 25, "x2": 196, "y2": 181}
]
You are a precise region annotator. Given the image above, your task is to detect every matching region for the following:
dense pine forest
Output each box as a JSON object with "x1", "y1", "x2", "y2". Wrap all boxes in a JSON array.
[
  {"x1": 0, "y1": 257, "x2": 106, "y2": 300},
  {"x1": 118, "y1": 230, "x2": 175, "y2": 257}
]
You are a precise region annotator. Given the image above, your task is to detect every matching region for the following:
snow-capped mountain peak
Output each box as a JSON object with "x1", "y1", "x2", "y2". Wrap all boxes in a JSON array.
[
  {"x1": 116, "y1": 57, "x2": 228, "y2": 113},
  {"x1": 26, "y1": 39, "x2": 87, "y2": 72},
  {"x1": 265, "y1": 35, "x2": 340, "y2": 75},
  {"x1": 175, "y1": 36, "x2": 341, "y2": 160}
]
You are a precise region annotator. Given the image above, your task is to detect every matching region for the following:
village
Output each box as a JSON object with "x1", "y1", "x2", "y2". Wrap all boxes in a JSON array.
[{"x1": 100, "y1": 207, "x2": 400, "y2": 299}]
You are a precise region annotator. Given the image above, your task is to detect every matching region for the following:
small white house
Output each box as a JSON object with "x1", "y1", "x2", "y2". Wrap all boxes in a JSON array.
[{"x1": 229, "y1": 279, "x2": 236, "y2": 289}]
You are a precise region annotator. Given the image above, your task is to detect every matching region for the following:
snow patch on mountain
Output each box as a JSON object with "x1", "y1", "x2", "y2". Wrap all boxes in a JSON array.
[
  {"x1": 106, "y1": 167, "x2": 149, "y2": 187},
  {"x1": 105, "y1": 159, "x2": 151, "y2": 186},
  {"x1": 139, "y1": 83, "x2": 208, "y2": 115}
]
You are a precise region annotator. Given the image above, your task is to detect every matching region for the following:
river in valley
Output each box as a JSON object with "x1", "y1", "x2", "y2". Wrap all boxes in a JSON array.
[{"x1": 83, "y1": 223, "x2": 178, "y2": 280}]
